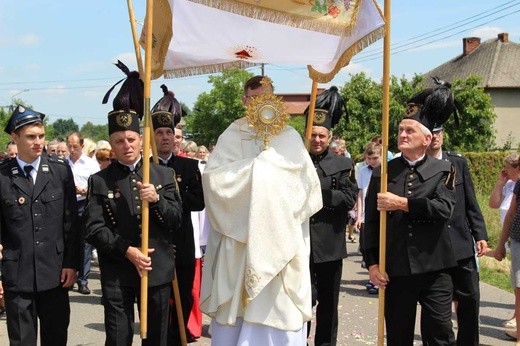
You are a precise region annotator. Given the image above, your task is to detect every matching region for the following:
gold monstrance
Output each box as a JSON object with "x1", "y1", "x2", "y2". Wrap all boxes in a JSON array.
[{"x1": 246, "y1": 77, "x2": 290, "y2": 150}]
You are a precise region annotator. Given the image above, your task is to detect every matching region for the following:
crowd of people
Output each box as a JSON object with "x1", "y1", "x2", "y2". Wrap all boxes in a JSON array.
[{"x1": 0, "y1": 72, "x2": 517, "y2": 346}]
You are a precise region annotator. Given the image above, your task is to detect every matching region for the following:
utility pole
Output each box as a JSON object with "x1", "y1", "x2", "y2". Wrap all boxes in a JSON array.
[{"x1": 261, "y1": 63, "x2": 264, "y2": 76}]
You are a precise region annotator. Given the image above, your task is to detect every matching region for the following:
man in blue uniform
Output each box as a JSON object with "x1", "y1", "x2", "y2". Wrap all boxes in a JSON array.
[
  {"x1": 0, "y1": 105, "x2": 80, "y2": 345},
  {"x1": 427, "y1": 124, "x2": 488, "y2": 345}
]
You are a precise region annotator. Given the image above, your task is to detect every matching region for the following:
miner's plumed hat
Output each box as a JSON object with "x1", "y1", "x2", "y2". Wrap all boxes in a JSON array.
[
  {"x1": 102, "y1": 60, "x2": 143, "y2": 135},
  {"x1": 404, "y1": 76, "x2": 462, "y2": 132},
  {"x1": 4, "y1": 105, "x2": 45, "y2": 134},
  {"x1": 304, "y1": 86, "x2": 348, "y2": 130},
  {"x1": 151, "y1": 84, "x2": 183, "y2": 130}
]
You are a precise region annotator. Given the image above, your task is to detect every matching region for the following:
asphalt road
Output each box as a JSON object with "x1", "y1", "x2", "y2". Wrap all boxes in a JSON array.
[{"x1": 0, "y1": 241, "x2": 516, "y2": 345}]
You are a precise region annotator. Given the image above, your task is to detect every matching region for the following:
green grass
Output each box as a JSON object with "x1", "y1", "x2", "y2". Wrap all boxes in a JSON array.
[{"x1": 480, "y1": 263, "x2": 513, "y2": 293}]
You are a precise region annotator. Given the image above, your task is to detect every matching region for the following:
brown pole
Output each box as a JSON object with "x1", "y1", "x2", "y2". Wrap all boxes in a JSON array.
[
  {"x1": 304, "y1": 79, "x2": 319, "y2": 149},
  {"x1": 140, "y1": 0, "x2": 154, "y2": 339},
  {"x1": 378, "y1": 0, "x2": 391, "y2": 345},
  {"x1": 126, "y1": 0, "x2": 144, "y2": 77},
  {"x1": 134, "y1": 2, "x2": 185, "y2": 342}
]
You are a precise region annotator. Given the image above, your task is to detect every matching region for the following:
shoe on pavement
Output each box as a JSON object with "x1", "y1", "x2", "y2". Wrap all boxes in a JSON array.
[
  {"x1": 366, "y1": 281, "x2": 379, "y2": 295},
  {"x1": 504, "y1": 318, "x2": 517, "y2": 328},
  {"x1": 78, "y1": 284, "x2": 91, "y2": 295},
  {"x1": 505, "y1": 329, "x2": 517, "y2": 340}
]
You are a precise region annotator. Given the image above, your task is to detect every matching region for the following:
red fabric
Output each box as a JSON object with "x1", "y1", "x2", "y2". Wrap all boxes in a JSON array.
[{"x1": 187, "y1": 258, "x2": 202, "y2": 338}]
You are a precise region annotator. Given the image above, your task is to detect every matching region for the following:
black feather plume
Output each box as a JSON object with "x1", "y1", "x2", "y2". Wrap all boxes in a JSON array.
[
  {"x1": 304, "y1": 86, "x2": 348, "y2": 128},
  {"x1": 102, "y1": 60, "x2": 144, "y2": 119},
  {"x1": 152, "y1": 84, "x2": 183, "y2": 126},
  {"x1": 318, "y1": 86, "x2": 348, "y2": 127},
  {"x1": 407, "y1": 76, "x2": 461, "y2": 129}
]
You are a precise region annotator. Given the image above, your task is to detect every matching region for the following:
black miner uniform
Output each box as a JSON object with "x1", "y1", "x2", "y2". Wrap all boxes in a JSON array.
[
  {"x1": 159, "y1": 154, "x2": 204, "y2": 341},
  {"x1": 442, "y1": 150, "x2": 487, "y2": 346},
  {"x1": 364, "y1": 155, "x2": 457, "y2": 345},
  {"x1": 85, "y1": 159, "x2": 182, "y2": 345},
  {"x1": 309, "y1": 149, "x2": 358, "y2": 346},
  {"x1": 0, "y1": 155, "x2": 79, "y2": 345}
]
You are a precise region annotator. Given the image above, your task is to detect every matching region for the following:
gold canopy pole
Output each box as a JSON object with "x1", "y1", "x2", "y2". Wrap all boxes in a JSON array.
[
  {"x1": 304, "y1": 79, "x2": 319, "y2": 149},
  {"x1": 139, "y1": 0, "x2": 154, "y2": 339},
  {"x1": 377, "y1": 0, "x2": 391, "y2": 345}
]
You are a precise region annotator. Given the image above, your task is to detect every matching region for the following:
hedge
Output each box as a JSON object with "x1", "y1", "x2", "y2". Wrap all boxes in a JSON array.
[{"x1": 351, "y1": 151, "x2": 513, "y2": 195}]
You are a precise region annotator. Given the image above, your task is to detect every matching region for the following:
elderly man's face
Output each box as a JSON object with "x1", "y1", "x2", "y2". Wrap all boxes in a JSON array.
[
  {"x1": 397, "y1": 119, "x2": 431, "y2": 154},
  {"x1": 154, "y1": 127, "x2": 174, "y2": 157}
]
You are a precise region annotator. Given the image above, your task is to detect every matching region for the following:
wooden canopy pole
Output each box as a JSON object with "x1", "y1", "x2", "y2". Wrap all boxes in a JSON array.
[
  {"x1": 126, "y1": 0, "x2": 144, "y2": 77},
  {"x1": 378, "y1": 0, "x2": 391, "y2": 345},
  {"x1": 139, "y1": 0, "x2": 154, "y2": 339},
  {"x1": 304, "y1": 79, "x2": 319, "y2": 149},
  {"x1": 125, "y1": 1, "x2": 185, "y2": 343}
]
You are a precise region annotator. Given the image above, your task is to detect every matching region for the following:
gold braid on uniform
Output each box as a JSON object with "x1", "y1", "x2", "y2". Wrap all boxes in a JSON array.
[{"x1": 444, "y1": 165, "x2": 456, "y2": 190}]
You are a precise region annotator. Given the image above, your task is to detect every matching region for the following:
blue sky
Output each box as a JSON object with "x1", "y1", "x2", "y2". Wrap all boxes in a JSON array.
[{"x1": 1, "y1": 0, "x2": 519, "y2": 127}]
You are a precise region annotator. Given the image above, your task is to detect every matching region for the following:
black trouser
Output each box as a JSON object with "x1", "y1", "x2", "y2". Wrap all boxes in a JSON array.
[
  {"x1": 168, "y1": 261, "x2": 195, "y2": 344},
  {"x1": 451, "y1": 256, "x2": 480, "y2": 346},
  {"x1": 5, "y1": 286, "x2": 70, "y2": 346},
  {"x1": 309, "y1": 258, "x2": 343, "y2": 346},
  {"x1": 101, "y1": 282, "x2": 171, "y2": 346},
  {"x1": 385, "y1": 270, "x2": 455, "y2": 346}
]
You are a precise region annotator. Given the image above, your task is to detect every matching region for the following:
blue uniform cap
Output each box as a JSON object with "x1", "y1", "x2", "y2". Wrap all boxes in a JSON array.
[{"x1": 4, "y1": 105, "x2": 45, "y2": 134}]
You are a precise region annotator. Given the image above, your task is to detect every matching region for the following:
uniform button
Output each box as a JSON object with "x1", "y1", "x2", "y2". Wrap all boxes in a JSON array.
[
  {"x1": 408, "y1": 225, "x2": 412, "y2": 229},
  {"x1": 408, "y1": 233, "x2": 413, "y2": 237},
  {"x1": 34, "y1": 213, "x2": 38, "y2": 217},
  {"x1": 36, "y1": 241, "x2": 41, "y2": 245},
  {"x1": 407, "y1": 191, "x2": 412, "y2": 195},
  {"x1": 34, "y1": 200, "x2": 38, "y2": 203},
  {"x1": 407, "y1": 182, "x2": 412, "y2": 187},
  {"x1": 133, "y1": 187, "x2": 137, "y2": 191},
  {"x1": 132, "y1": 179, "x2": 136, "y2": 183},
  {"x1": 35, "y1": 227, "x2": 40, "y2": 232},
  {"x1": 447, "y1": 225, "x2": 451, "y2": 229},
  {"x1": 137, "y1": 215, "x2": 141, "y2": 220},
  {"x1": 409, "y1": 174, "x2": 414, "y2": 178},
  {"x1": 135, "y1": 196, "x2": 139, "y2": 200},
  {"x1": 137, "y1": 206, "x2": 141, "y2": 209}
]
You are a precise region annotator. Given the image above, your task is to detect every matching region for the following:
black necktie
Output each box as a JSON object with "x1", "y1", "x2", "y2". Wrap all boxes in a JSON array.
[{"x1": 24, "y1": 165, "x2": 34, "y2": 185}]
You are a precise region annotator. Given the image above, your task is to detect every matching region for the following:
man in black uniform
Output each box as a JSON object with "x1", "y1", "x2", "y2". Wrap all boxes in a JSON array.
[
  {"x1": 364, "y1": 85, "x2": 458, "y2": 345},
  {"x1": 306, "y1": 87, "x2": 358, "y2": 346},
  {"x1": 427, "y1": 124, "x2": 488, "y2": 345},
  {"x1": 0, "y1": 105, "x2": 80, "y2": 345},
  {"x1": 151, "y1": 85, "x2": 204, "y2": 343},
  {"x1": 85, "y1": 64, "x2": 183, "y2": 345}
]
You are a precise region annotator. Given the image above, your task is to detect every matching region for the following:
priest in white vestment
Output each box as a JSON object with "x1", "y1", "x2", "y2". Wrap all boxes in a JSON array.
[{"x1": 201, "y1": 76, "x2": 322, "y2": 346}]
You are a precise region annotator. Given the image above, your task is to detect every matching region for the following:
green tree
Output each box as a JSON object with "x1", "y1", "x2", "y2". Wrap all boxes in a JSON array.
[
  {"x1": 186, "y1": 69, "x2": 254, "y2": 146},
  {"x1": 331, "y1": 73, "x2": 496, "y2": 157},
  {"x1": 51, "y1": 118, "x2": 79, "y2": 140},
  {"x1": 444, "y1": 75, "x2": 496, "y2": 151},
  {"x1": 80, "y1": 121, "x2": 109, "y2": 142}
]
